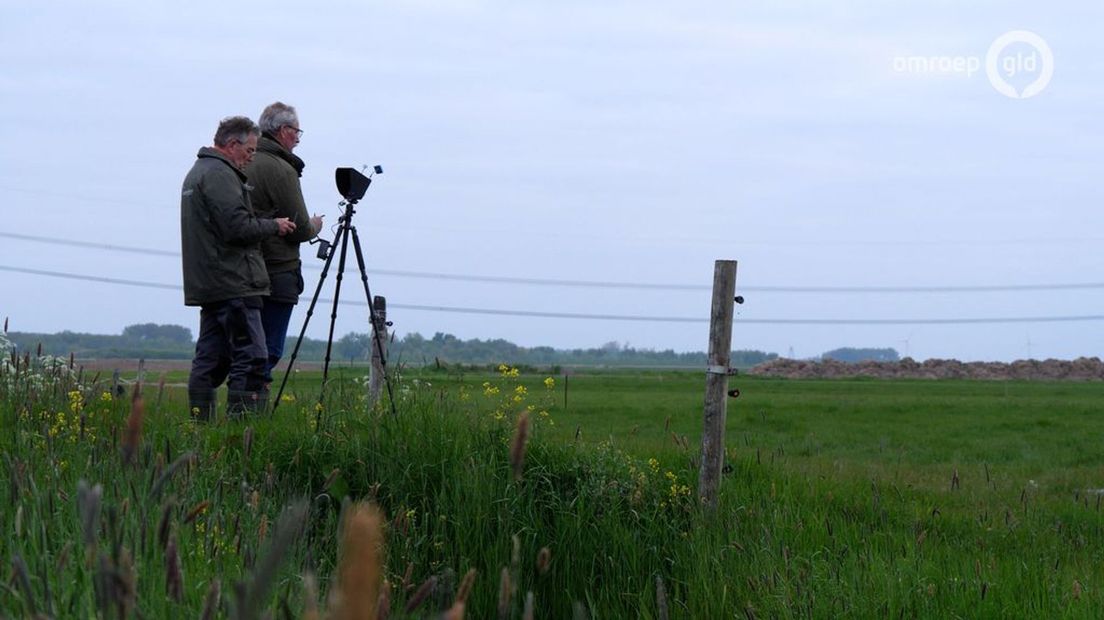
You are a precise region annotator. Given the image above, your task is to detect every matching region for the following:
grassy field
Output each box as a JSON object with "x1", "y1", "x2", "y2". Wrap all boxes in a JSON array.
[{"x1": 3, "y1": 358, "x2": 1104, "y2": 617}]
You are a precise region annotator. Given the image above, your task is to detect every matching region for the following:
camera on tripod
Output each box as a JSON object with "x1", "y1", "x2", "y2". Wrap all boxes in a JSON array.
[
  {"x1": 310, "y1": 165, "x2": 383, "y2": 261},
  {"x1": 274, "y1": 163, "x2": 396, "y2": 416}
]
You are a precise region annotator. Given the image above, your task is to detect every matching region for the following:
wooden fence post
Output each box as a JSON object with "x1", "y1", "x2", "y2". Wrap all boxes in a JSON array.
[
  {"x1": 369, "y1": 295, "x2": 388, "y2": 407},
  {"x1": 136, "y1": 358, "x2": 146, "y2": 394},
  {"x1": 699, "y1": 260, "x2": 737, "y2": 511}
]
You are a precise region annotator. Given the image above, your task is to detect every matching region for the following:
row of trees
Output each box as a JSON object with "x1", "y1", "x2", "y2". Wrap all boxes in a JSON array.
[
  {"x1": 820, "y1": 347, "x2": 900, "y2": 362},
  {"x1": 340, "y1": 332, "x2": 779, "y2": 369},
  {"x1": 7, "y1": 324, "x2": 196, "y2": 359},
  {"x1": 6, "y1": 324, "x2": 898, "y2": 367}
]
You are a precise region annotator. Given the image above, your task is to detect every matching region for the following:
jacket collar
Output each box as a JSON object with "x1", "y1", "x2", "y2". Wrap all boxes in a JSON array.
[
  {"x1": 196, "y1": 146, "x2": 248, "y2": 181},
  {"x1": 258, "y1": 134, "x2": 306, "y2": 177}
]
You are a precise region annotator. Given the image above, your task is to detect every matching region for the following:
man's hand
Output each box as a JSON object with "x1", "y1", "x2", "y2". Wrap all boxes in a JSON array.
[
  {"x1": 310, "y1": 214, "x2": 324, "y2": 236},
  {"x1": 275, "y1": 217, "x2": 297, "y2": 236}
]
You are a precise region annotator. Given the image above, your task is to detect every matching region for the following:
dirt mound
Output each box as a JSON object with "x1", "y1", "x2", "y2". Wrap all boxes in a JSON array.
[{"x1": 747, "y1": 357, "x2": 1104, "y2": 381}]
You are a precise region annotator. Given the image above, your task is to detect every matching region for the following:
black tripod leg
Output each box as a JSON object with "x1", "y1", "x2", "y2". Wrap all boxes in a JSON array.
[
  {"x1": 320, "y1": 215, "x2": 354, "y2": 400},
  {"x1": 272, "y1": 220, "x2": 346, "y2": 414},
  {"x1": 349, "y1": 227, "x2": 399, "y2": 416}
]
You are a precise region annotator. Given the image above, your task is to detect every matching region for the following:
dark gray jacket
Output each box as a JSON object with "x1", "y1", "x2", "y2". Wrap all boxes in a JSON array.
[
  {"x1": 246, "y1": 135, "x2": 313, "y2": 275},
  {"x1": 180, "y1": 147, "x2": 279, "y2": 306}
]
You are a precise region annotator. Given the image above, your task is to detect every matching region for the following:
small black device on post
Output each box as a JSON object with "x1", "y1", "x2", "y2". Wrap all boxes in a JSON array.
[{"x1": 272, "y1": 165, "x2": 397, "y2": 417}]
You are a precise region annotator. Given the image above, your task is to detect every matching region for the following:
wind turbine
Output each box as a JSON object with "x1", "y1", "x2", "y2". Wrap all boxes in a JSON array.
[{"x1": 899, "y1": 329, "x2": 917, "y2": 359}]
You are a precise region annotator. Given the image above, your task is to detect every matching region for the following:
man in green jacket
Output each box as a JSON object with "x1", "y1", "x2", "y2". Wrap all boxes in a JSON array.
[
  {"x1": 246, "y1": 102, "x2": 323, "y2": 384},
  {"x1": 181, "y1": 116, "x2": 297, "y2": 420}
]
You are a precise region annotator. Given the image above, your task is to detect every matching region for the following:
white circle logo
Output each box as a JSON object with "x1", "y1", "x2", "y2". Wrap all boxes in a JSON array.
[{"x1": 985, "y1": 30, "x2": 1054, "y2": 99}]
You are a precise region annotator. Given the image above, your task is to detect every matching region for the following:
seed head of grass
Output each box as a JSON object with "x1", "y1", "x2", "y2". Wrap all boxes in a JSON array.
[
  {"x1": 523, "y1": 591, "x2": 535, "y2": 620},
  {"x1": 333, "y1": 502, "x2": 385, "y2": 620},
  {"x1": 404, "y1": 576, "x2": 437, "y2": 614},
  {"x1": 536, "y1": 547, "x2": 551, "y2": 575},
  {"x1": 200, "y1": 578, "x2": 221, "y2": 620},
  {"x1": 443, "y1": 601, "x2": 465, "y2": 620},
  {"x1": 166, "y1": 533, "x2": 183, "y2": 602},
  {"x1": 377, "y1": 579, "x2": 392, "y2": 620},
  {"x1": 76, "y1": 480, "x2": 103, "y2": 550},
  {"x1": 235, "y1": 499, "x2": 308, "y2": 619},
  {"x1": 497, "y1": 567, "x2": 512, "y2": 620},
  {"x1": 11, "y1": 554, "x2": 37, "y2": 615},
  {"x1": 455, "y1": 568, "x2": 477, "y2": 604},
  {"x1": 121, "y1": 395, "x2": 145, "y2": 466},
  {"x1": 655, "y1": 575, "x2": 669, "y2": 620},
  {"x1": 510, "y1": 412, "x2": 530, "y2": 482},
  {"x1": 301, "y1": 572, "x2": 320, "y2": 620}
]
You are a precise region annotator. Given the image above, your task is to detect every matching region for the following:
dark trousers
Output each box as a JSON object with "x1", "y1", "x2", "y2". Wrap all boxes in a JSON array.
[
  {"x1": 261, "y1": 269, "x2": 303, "y2": 383},
  {"x1": 260, "y1": 299, "x2": 294, "y2": 383},
  {"x1": 188, "y1": 298, "x2": 268, "y2": 395}
]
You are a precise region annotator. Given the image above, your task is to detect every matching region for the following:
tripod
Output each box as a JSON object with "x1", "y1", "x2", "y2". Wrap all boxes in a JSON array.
[{"x1": 272, "y1": 166, "x2": 397, "y2": 416}]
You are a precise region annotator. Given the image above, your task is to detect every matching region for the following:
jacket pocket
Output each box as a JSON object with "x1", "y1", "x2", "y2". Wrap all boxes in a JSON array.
[{"x1": 268, "y1": 269, "x2": 302, "y2": 303}]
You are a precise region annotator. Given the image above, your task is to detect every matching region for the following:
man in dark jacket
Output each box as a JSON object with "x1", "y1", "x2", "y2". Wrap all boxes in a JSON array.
[
  {"x1": 245, "y1": 102, "x2": 323, "y2": 383},
  {"x1": 181, "y1": 116, "x2": 296, "y2": 420}
]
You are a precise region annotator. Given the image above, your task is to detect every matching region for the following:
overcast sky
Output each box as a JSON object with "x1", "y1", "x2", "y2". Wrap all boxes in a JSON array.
[{"x1": 1, "y1": 0, "x2": 1102, "y2": 362}]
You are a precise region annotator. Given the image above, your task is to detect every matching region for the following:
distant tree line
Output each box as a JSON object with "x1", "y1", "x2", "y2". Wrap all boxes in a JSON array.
[
  {"x1": 820, "y1": 347, "x2": 900, "y2": 363},
  {"x1": 7, "y1": 324, "x2": 779, "y2": 368},
  {"x1": 7, "y1": 325, "x2": 337, "y2": 362},
  {"x1": 342, "y1": 331, "x2": 778, "y2": 369},
  {"x1": 8, "y1": 324, "x2": 197, "y2": 360},
  {"x1": 7, "y1": 324, "x2": 897, "y2": 367}
]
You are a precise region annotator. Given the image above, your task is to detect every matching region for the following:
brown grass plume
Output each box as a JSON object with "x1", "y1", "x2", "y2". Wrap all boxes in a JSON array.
[
  {"x1": 333, "y1": 502, "x2": 385, "y2": 620},
  {"x1": 510, "y1": 412, "x2": 531, "y2": 481}
]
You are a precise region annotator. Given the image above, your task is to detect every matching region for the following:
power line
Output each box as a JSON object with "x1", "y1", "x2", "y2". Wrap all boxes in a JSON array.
[
  {"x1": 5, "y1": 231, "x2": 1104, "y2": 294},
  {"x1": 1, "y1": 265, "x2": 180, "y2": 291},
  {"x1": 0, "y1": 232, "x2": 179, "y2": 258},
  {"x1": 4, "y1": 264, "x2": 1104, "y2": 325},
  {"x1": 6, "y1": 184, "x2": 1104, "y2": 250}
]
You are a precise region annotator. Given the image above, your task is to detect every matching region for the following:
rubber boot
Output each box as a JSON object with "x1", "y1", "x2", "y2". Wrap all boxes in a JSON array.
[
  {"x1": 227, "y1": 389, "x2": 266, "y2": 419},
  {"x1": 254, "y1": 388, "x2": 270, "y2": 417},
  {"x1": 188, "y1": 388, "x2": 217, "y2": 422}
]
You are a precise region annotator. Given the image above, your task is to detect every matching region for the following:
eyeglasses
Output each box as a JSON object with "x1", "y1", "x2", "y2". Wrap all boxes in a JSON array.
[{"x1": 284, "y1": 125, "x2": 304, "y2": 137}]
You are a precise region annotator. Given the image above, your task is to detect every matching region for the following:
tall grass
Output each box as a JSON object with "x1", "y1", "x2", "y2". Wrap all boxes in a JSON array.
[{"x1": 2, "y1": 351, "x2": 1103, "y2": 617}]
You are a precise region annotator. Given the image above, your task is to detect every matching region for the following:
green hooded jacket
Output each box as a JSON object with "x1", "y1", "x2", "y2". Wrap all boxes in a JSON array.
[
  {"x1": 246, "y1": 135, "x2": 315, "y2": 275},
  {"x1": 180, "y1": 147, "x2": 278, "y2": 306}
]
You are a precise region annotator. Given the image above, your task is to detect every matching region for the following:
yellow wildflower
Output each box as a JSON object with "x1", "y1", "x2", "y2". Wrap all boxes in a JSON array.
[{"x1": 67, "y1": 390, "x2": 84, "y2": 414}]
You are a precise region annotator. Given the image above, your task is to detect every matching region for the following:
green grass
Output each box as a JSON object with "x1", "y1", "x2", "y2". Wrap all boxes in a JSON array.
[{"x1": 3, "y1": 361, "x2": 1104, "y2": 617}]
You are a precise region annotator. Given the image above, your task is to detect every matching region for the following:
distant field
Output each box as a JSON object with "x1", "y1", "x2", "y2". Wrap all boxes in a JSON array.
[
  {"x1": 428, "y1": 369, "x2": 1104, "y2": 493},
  {"x1": 114, "y1": 365, "x2": 1104, "y2": 496}
]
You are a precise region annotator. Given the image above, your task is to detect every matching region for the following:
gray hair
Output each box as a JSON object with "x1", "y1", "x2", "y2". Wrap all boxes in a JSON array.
[
  {"x1": 258, "y1": 102, "x2": 298, "y2": 134},
  {"x1": 213, "y1": 116, "x2": 260, "y2": 147}
]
